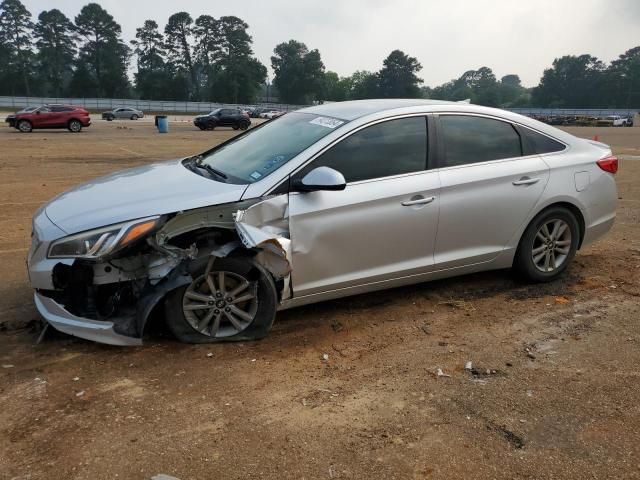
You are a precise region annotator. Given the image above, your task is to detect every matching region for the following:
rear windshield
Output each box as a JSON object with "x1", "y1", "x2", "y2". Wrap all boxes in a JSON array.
[{"x1": 199, "y1": 112, "x2": 346, "y2": 183}]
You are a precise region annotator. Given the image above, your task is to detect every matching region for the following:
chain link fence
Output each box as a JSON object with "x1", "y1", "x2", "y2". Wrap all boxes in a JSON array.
[{"x1": 0, "y1": 96, "x2": 307, "y2": 114}]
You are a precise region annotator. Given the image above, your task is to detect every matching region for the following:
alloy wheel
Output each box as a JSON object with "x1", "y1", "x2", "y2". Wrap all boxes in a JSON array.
[
  {"x1": 18, "y1": 120, "x2": 31, "y2": 132},
  {"x1": 69, "y1": 120, "x2": 81, "y2": 132},
  {"x1": 531, "y1": 219, "x2": 572, "y2": 273},
  {"x1": 182, "y1": 262, "x2": 258, "y2": 338}
]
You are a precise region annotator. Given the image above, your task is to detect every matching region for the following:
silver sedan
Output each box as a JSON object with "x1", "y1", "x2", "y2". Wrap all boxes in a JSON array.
[
  {"x1": 28, "y1": 99, "x2": 617, "y2": 345},
  {"x1": 102, "y1": 107, "x2": 144, "y2": 121}
]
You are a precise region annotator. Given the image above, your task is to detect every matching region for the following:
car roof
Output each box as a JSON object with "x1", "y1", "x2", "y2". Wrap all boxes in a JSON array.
[
  {"x1": 298, "y1": 99, "x2": 579, "y2": 145},
  {"x1": 298, "y1": 99, "x2": 459, "y2": 120}
]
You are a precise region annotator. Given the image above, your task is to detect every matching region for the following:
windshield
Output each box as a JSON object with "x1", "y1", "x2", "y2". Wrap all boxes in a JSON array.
[
  {"x1": 198, "y1": 112, "x2": 346, "y2": 184},
  {"x1": 209, "y1": 109, "x2": 221, "y2": 115}
]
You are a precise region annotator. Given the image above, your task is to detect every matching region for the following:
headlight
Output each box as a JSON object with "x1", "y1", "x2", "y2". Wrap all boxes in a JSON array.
[{"x1": 48, "y1": 216, "x2": 161, "y2": 259}]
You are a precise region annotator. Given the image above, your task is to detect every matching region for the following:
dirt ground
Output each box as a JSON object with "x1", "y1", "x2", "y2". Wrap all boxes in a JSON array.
[{"x1": 1, "y1": 118, "x2": 639, "y2": 480}]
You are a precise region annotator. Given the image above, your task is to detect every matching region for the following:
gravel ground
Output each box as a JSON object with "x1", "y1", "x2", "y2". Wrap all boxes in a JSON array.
[{"x1": 0, "y1": 119, "x2": 639, "y2": 479}]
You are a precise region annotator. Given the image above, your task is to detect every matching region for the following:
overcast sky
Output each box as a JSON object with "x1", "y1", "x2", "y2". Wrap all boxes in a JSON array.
[{"x1": 21, "y1": 0, "x2": 640, "y2": 87}]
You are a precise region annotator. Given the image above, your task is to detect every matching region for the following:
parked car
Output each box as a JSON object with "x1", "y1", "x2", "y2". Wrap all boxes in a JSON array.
[
  {"x1": 102, "y1": 107, "x2": 144, "y2": 121},
  {"x1": 28, "y1": 99, "x2": 617, "y2": 346},
  {"x1": 193, "y1": 108, "x2": 251, "y2": 130},
  {"x1": 11, "y1": 104, "x2": 91, "y2": 133},
  {"x1": 598, "y1": 115, "x2": 633, "y2": 127},
  {"x1": 260, "y1": 110, "x2": 284, "y2": 119},
  {"x1": 250, "y1": 107, "x2": 268, "y2": 118}
]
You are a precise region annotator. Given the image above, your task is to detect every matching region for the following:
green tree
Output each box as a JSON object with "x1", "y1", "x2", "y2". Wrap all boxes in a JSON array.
[
  {"x1": 210, "y1": 16, "x2": 266, "y2": 103},
  {"x1": 34, "y1": 9, "x2": 76, "y2": 96},
  {"x1": 498, "y1": 74, "x2": 526, "y2": 107},
  {"x1": 73, "y1": 3, "x2": 130, "y2": 97},
  {"x1": 377, "y1": 50, "x2": 423, "y2": 98},
  {"x1": 348, "y1": 70, "x2": 379, "y2": 99},
  {"x1": 606, "y1": 46, "x2": 640, "y2": 107},
  {"x1": 164, "y1": 12, "x2": 197, "y2": 99},
  {"x1": 0, "y1": 0, "x2": 34, "y2": 95},
  {"x1": 131, "y1": 20, "x2": 171, "y2": 99},
  {"x1": 532, "y1": 54, "x2": 605, "y2": 107},
  {"x1": 323, "y1": 71, "x2": 350, "y2": 101},
  {"x1": 271, "y1": 40, "x2": 325, "y2": 104}
]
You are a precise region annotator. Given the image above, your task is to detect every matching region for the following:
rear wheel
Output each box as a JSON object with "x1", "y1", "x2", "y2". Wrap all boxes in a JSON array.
[
  {"x1": 17, "y1": 119, "x2": 32, "y2": 132},
  {"x1": 105, "y1": 115, "x2": 114, "y2": 121},
  {"x1": 165, "y1": 256, "x2": 277, "y2": 343},
  {"x1": 238, "y1": 120, "x2": 250, "y2": 131},
  {"x1": 68, "y1": 119, "x2": 82, "y2": 133},
  {"x1": 513, "y1": 207, "x2": 580, "y2": 282}
]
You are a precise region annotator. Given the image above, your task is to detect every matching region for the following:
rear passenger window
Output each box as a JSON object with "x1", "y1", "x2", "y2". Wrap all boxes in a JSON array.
[
  {"x1": 298, "y1": 116, "x2": 427, "y2": 183},
  {"x1": 520, "y1": 127, "x2": 566, "y2": 155},
  {"x1": 439, "y1": 115, "x2": 522, "y2": 167}
]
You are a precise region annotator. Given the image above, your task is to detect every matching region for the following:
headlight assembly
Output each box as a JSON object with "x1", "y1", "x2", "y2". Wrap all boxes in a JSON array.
[{"x1": 48, "y1": 216, "x2": 162, "y2": 259}]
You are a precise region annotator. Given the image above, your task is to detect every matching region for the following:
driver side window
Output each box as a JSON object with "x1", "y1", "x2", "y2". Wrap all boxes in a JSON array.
[{"x1": 295, "y1": 116, "x2": 428, "y2": 184}]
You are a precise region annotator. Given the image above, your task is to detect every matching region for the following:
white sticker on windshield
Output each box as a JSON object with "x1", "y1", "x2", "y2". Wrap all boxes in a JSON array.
[
  {"x1": 250, "y1": 171, "x2": 262, "y2": 180},
  {"x1": 309, "y1": 117, "x2": 344, "y2": 129}
]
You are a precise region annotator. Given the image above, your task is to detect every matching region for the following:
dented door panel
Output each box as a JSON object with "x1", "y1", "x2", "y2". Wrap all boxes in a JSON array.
[{"x1": 289, "y1": 171, "x2": 441, "y2": 297}]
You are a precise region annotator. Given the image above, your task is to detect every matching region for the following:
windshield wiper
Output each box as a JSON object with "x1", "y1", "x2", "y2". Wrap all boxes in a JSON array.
[{"x1": 191, "y1": 156, "x2": 228, "y2": 180}]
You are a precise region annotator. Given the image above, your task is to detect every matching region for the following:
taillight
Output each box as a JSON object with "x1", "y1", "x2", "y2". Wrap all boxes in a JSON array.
[{"x1": 597, "y1": 155, "x2": 618, "y2": 174}]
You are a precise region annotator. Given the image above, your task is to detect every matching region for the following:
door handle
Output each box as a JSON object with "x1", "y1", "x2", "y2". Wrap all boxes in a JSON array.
[
  {"x1": 401, "y1": 196, "x2": 436, "y2": 207},
  {"x1": 512, "y1": 177, "x2": 540, "y2": 186}
]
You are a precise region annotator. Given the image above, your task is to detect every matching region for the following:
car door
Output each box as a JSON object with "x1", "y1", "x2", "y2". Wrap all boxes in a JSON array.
[
  {"x1": 35, "y1": 106, "x2": 57, "y2": 127},
  {"x1": 115, "y1": 108, "x2": 127, "y2": 119},
  {"x1": 432, "y1": 114, "x2": 550, "y2": 268},
  {"x1": 288, "y1": 115, "x2": 441, "y2": 297}
]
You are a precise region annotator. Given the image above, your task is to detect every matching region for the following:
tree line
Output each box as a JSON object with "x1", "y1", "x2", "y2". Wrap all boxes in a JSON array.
[{"x1": 1, "y1": 0, "x2": 639, "y2": 107}]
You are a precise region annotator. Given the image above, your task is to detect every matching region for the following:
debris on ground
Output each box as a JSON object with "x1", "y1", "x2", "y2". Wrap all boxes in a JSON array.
[
  {"x1": 2, "y1": 364, "x2": 14, "y2": 368},
  {"x1": 465, "y1": 361, "x2": 473, "y2": 371},
  {"x1": 436, "y1": 368, "x2": 451, "y2": 378},
  {"x1": 322, "y1": 353, "x2": 330, "y2": 362},
  {"x1": 76, "y1": 390, "x2": 85, "y2": 397},
  {"x1": 206, "y1": 352, "x2": 213, "y2": 358},
  {"x1": 438, "y1": 298, "x2": 476, "y2": 312},
  {"x1": 554, "y1": 296, "x2": 571, "y2": 304}
]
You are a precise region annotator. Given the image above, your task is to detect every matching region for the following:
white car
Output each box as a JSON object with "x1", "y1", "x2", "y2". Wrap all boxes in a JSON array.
[
  {"x1": 260, "y1": 110, "x2": 283, "y2": 119},
  {"x1": 603, "y1": 115, "x2": 632, "y2": 127}
]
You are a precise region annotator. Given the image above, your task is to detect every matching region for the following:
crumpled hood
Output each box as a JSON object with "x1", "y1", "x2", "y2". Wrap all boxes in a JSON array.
[{"x1": 45, "y1": 159, "x2": 248, "y2": 234}]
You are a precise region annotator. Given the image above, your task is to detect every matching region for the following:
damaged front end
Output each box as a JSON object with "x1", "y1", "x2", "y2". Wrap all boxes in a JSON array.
[{"x1": 31, "y1": 195, "x2": 292, "y2": 346}]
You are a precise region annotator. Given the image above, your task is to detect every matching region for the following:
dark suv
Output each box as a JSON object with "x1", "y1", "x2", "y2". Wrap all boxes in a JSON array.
[
  {"x1": 193, "y1": 108, "x2": 251, "y2": 131},
  {"x1": 9, "y1": 104, "x2": 91, "y2": 133}
]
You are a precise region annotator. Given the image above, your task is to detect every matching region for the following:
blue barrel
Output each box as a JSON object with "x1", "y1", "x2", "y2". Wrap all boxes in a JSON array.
[{"x1": 156, "y1": 115, "x2": 168, "y2": 133}]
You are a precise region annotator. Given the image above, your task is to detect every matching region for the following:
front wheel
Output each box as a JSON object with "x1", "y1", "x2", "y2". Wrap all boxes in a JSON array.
[
  {"x1": 68, "y1": 119, "x2": 82, "y2": 132},
  {"x1": 131, "y1": 114, "x2": 138, "y2": 120},
  {"x1": 165, "y1": 256, "x2": 277, "y2": 343},
  {"x1": 513, "y1": 207, "x2": 580, "y2": 282},
  {"x1": 206, "y1": 121, "x2": 216, "y2": 130},
  {"x1": 17, "y1": 119, "x2": 32, "y2": 132}
]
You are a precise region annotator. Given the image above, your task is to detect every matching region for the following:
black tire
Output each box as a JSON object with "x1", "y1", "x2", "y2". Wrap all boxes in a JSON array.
[
  {"x1": 68, "y1": 119, "x2": 82, "y2": 132},
  {"x1": 238, "y1": 121, "x2": 250, "y2": 131},
  {"x1": 106, "y1": 115, "x2": 114, "y2": 121},
  {"x1": 17, "y1": 119, "x2": 32, "y2": 133},
  {"x1": 198, "y1": 125, "x2": 205, "y2": 131},
  {"x1": 206, "y1": 121, "x2": 216, "y2": 130},
  {"x1": 165, "y1": 256, "x2": 277, "y2": 343},
  {"x1": 513, "y1": 206, "x2": 580, "y2": 282},
  {"x1": 131, "y1": 114, "x2": 138, "y2": 120},
  {"x1": 232, "y1": 124, "x2": 239, "y2": 130}
]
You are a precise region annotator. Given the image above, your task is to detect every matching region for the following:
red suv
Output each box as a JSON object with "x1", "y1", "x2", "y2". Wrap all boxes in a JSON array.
[{"x1": 10, "y1": 104, "x2": 91, "y2": 133}]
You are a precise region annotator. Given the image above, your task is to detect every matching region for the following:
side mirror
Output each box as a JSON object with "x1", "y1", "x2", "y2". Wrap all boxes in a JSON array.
[{"x1": 292, "y1": 166, "x2": 346, "y2": 193}]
